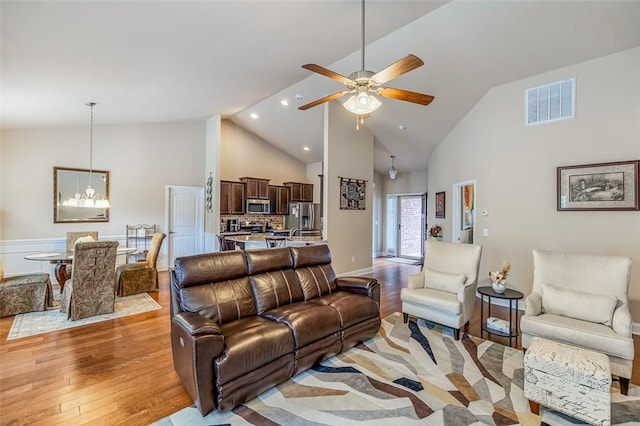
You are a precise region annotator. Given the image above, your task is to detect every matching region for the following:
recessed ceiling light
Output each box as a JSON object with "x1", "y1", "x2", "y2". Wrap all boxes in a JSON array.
[
  {"x1": 250, "y1": 113, "x2": 258, "y2": 119},
  {"x1": 303, "y1": 146, "x2": 310, "y2": 151},
  {"x1": 398, "y1": 124, "x2": 407, "y2": 131},
  {"x1": 280, "y1": 99, "x2": 289, "y2": 106}
]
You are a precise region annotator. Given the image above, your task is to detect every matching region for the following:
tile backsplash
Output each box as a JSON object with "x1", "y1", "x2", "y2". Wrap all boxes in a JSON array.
[{"x1": 220, "y1": 214, "x2": 285, "y2": 232}]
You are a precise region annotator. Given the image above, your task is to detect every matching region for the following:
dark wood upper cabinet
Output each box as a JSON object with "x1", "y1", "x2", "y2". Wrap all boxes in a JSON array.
[
  {"x1": 284, "y1": 182, "x2": 313, "y2": 202},
  {"x1": 220, "y1": 180, "x2": 245, "y2": 214},
  {"x1": 268, "y1": 185, "x2": 290, "y2": 215},
  {"x1": 240, "y1": 177, "x2": 269, "y2": 199}
]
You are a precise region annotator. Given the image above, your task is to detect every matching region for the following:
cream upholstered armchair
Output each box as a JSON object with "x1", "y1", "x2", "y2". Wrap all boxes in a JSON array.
[
  {"x1": 60, "y1": 241, "x2": 118, "y2": 320},
  {"x1": 116, "y1": 232, "x2": 165, "y2": 296},
  {"x1": 401, "y1": 240, "x2": 483, "y2": 339},
  {"x1": 521, "y1": 249, "x2": 634, "y2": 394}
]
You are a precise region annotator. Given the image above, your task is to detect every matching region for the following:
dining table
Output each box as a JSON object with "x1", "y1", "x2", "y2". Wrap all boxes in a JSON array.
[{"x1": 24, "y1": 247, "x2": 137, "y2": 291}]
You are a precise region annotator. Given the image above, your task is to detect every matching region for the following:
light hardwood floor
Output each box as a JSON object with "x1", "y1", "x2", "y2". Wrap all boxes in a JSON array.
[{"x1": 1, "y1": 259, "x2": 638, "y2": 425}]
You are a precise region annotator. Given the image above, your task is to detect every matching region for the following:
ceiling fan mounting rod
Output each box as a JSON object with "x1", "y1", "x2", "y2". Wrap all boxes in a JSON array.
[{"x1": 360, "y1": 0, "x2": 365, "y2": 71}]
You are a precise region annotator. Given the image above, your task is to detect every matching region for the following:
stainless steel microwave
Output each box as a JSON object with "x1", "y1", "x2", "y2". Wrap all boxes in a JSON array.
[{"x1": 246, "y1": 199, "x2": 270, "y2": 214}]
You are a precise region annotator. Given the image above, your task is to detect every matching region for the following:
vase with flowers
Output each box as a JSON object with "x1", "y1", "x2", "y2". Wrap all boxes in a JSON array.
[
  {"x1": 428, "y1": 225, "x2": 442, "y2": 241},
  {"x1": 489, "y1": 261, "x2": 511, "y2": 293}
]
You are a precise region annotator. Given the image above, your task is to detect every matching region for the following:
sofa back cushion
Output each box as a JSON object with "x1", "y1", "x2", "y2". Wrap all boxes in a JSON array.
[
  {"x1": 532, "y1": 249, "x2": 631, "y2": 304},
  {"x1": 174, "y1": 251, "x2": 256, "y2": 324},
  {"x1": 542, "y1": 283, "x2": 618, "y2": 326},
  {"x1": 246, "y1": 248, "x2": 304, "y2": 314},
  {"x1": 174, "y1": 251, "x2": 248, "y2": 288},
  {"x1": 290, "y1": 245, "x2": 337, "y2": 300},
  {"x1": 180, "y1": 278, "x2": 257, "y2": 324}
]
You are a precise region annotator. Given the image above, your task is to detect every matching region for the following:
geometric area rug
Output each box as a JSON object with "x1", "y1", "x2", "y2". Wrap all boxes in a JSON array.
[
  {"x1": 7, "y1": 292, "x2": 161, "y2": 340},
  {"x1": 153, "y1": 312, "x2": 640, "y2": 425}
]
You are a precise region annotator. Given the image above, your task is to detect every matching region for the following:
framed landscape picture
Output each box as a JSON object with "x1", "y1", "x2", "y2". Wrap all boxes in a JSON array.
[
  {"x1": 435, "y1": 191, "x2": 445, "y2": 218},
  {"x1": 557, "y1": 160, "x2": 640, "y2": 211}
]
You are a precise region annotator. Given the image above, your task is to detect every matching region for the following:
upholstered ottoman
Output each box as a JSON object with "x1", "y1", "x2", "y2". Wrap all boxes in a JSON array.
[{"x1": 524, "y1": 337, "x2": 611, "y2": 426}]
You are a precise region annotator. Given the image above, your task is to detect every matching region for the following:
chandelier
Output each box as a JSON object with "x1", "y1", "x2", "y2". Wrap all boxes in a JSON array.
[{"x1": 62, "y1": 102, "x2": 111, "y2": 208}]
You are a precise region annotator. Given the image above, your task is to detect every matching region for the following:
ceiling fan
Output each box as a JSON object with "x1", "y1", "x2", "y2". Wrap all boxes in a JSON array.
[{"x1": 298, "y1": 0, "x2": 434, "y2": 121}]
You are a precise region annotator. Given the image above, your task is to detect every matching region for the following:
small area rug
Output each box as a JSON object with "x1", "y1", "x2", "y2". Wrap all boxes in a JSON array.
[
  {"x1": 385, "y1": 257, "x2": 422, "y2": 266},
  {"x1": 7, "y1": 293, "x2": 161, "y2": 340},
  {"x1": 153, "y1": 312, "x2": 640, "y2": 425}
]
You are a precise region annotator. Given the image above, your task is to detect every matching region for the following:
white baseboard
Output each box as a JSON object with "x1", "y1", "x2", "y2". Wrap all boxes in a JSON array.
[
  {"x1": 481, "y1": 293, "x2": 640, "y2": 336},
  {"x1": 339, "y1": 267, "x2": 374, "y2": 277}
]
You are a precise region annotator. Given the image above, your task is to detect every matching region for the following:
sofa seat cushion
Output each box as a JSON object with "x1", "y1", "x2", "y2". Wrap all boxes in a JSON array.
[
  {"x1": 315, "y1": 291, "x2": 380, "y2": 329},
  {"x1": 216, "y1": 316, "x2": 295, "y2": 385},
  {"x1": 521, "y1": 313, "x2": 634, "y2": 361},
  {"x1": 400, "y1": 287, "x2": 462, "y2": 315},
  {"x1": 262, "y1": 301, "x2": 341, "y2": 348}
]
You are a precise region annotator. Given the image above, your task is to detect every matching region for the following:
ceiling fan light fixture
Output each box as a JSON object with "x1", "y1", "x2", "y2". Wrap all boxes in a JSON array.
[{"x1": 343, "y1": 90, "x2": 381, "y2": 115}]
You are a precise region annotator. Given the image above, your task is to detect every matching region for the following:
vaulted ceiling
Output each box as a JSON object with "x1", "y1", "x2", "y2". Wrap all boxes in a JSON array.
[{"x1": 2, "y1": 1, "x2": 639, "y2": 175}]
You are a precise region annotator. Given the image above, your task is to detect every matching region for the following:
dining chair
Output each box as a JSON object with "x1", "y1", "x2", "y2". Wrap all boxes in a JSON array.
[
  {"x1": 265, "y1": 236, "x2": 286, "y2": 248},
  {"x1": 66, "y1": 231, "x2": 98, "y2": 251},
  {"x1": 60, "y1": 241, "x2": 118, "y2": 320},
  {"x1": 116, "y1": 232, "x2": 165, "y2": 296},
  {"x1": 0, "y1": 262, "x2": 54, "y2": 317},
  {"x1": 217, "y1": 235, "x2": 236, "y2": 251}
]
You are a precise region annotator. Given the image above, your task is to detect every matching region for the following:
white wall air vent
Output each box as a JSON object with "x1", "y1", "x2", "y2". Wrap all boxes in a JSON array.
[{"x1": 526, "y1": 78, "x2": 575, "y2": 126}]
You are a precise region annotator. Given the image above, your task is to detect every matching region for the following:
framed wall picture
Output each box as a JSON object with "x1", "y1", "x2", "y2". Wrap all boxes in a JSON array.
[
  {"x1": 339, "y1": 177, "x2": 366, "y2": 210},
  {"x1": 461, "y1": 184, "x2": 475, "y2": 230},
  {"x1": 557, "y1": 160, "x2": 639, "y2": 211},
  {"x1": 435, "y1": 191, "x2": 445, "y2": 218}
]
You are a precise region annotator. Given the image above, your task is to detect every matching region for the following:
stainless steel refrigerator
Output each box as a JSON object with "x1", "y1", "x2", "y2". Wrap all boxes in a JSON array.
[{"x1": 286, "y1": 202, "x2": 321, "y2": 236}]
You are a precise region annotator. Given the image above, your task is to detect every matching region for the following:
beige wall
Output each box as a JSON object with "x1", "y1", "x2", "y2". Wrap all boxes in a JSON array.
[
  {"x1": 1, "y1": 122, "x2": 205, "y2": 240},
  {"x1": 324, "y1": 103, "x2": 375, "y2": 274},
  {"x1": 220, "y1": 120, "x2": 308, "y2": 185},
  {"x1": 428, "y1": 48, "x2": 640, "y2": 319}
]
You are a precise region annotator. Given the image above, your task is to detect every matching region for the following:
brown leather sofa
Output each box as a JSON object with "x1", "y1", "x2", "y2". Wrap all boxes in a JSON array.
[{"x1": 170, "y1": 244, "x2": 381, "y2": 415}]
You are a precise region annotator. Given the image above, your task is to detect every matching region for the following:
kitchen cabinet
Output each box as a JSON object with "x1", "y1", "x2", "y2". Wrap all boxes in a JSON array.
[
  {"x1": 284, "y1": 182, "x2": 313, "y2": 202},
  {"x1": 268, "y1": 185, "x2": 290, "y2": 215},
  {"x1": 240, "y1": 177, "x2": 269, "y2": 199},
  {"x1": 220, "y1": 180, "x2": 245, "y2": 214}
]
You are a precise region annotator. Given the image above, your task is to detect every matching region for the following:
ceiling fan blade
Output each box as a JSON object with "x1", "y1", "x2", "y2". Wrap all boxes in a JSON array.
[
  {"x1": 298, "y1": 91, "x2": 350, "y2": 110},
  {"x1": 378, "y1": 87, "x2": 434, "y2": 106},
  {"x1": 371, "y1": 54, "x2": 424, "y2": 85},
  {"x1": 302, "y1": 64, "x2": 353, "y2": 85}
]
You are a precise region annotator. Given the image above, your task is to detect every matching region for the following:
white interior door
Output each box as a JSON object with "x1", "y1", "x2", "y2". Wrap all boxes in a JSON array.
[{"x1": 165, "y1": 185, "x2": 205, "y2": 269}]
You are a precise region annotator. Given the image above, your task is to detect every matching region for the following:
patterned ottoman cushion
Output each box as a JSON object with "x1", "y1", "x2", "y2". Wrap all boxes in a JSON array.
[{"x1": 524, "y1": 337, "x2": 611, "y2": 426}]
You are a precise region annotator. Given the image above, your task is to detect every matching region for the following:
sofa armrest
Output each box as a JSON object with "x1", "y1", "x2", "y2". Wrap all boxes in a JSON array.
[
  {"x1": 524, "y1": 292, "x2": 542, "y2": 316},
  {"x1": 459, "y1": 281, "x2": 477, "y2": 323},
  {"x1": 171, "y1": 313, "x2": 225, "y2": 415},
  {"x1": 407, "y1": 273, "x2": 424, "y2": 289},
  {"x1": 336, "y1": 276, "x2": 380, "y2": 305},
  {"x1": 173, "y1": 312, "x2": 222, "y2": 336},
  {"x1": 612, "y1": 303, "x2": 632, "y2": 337}
]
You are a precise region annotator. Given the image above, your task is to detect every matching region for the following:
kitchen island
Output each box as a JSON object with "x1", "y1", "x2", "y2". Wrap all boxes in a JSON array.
[{"x1": 224, "y1": 233, "x2": 326, "y2": 250}]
